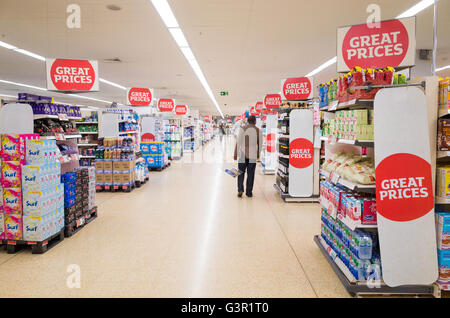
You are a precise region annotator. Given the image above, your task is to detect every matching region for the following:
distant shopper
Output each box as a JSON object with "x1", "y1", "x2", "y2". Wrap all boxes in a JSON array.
[
  {"x1": 219, "y1": 123, "x2": 226, "y2": 142},
  {"x1": 233, "y1": 116, "x2": 262, "y2": 198}
]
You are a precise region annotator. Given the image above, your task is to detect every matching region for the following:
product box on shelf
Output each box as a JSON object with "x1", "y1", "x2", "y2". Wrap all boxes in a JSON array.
[
  {"x1": 1, "y1": 134, "x2": 39, "y2": 164},
  {"x1": 104, "y1": 173, "x2": 113, "y2": 185},
  {"x1": 438, "y1": 118, "x2": 450, "y2": 151},
  {"x1": 1, "y1": 161, "x2": 22, "y2": 189},
  {"x1": 3, "y1": 188, "x2": 22, "y2": 214},
  {"x1": 96, "y1": 173, "x2": 105, "y2": 185},
  {"x1": 0, "y1": 212, "x2": 5, "y2": 240},
  {"x1": 103, "y1": 161, "x2": 113, "y2": 172},
  {"x1": 4, "y1": 213, "x2": 23, "y2": 240},
  {"x1": 437, "y1": 166, "x2": 450, "y2": 199},
  {"x1": 436, "y1": 213, "x2": 450, "y2": 250},
  {"x1": 113, "y1": 173, "x2": 122, "y2": 185},
  {"x1": 95, "y1": 161, "x2": 104, "y2": 172},
  {"x1": 438, "y1": 249, "x2": 450, "y2": 286}
]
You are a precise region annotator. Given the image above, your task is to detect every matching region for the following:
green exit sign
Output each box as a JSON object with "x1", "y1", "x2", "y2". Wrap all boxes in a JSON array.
[{"x1": 220, "y1": 91, "x2": 229, "y2": 96}]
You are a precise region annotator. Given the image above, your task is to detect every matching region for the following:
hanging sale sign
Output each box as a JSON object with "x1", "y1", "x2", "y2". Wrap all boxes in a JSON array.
[
  {"x1": 46, "y1": 58, "x2": 99, "y2": 92},
  {"x1": 175, "y1": 105, "x2": 188, "y2": 115},
  {"x1": 204, "y1": 115, "x2": 211, "y2": 122},
  {"x1": 281, "y1": 77, "x2": 314, "y2": 101},
  {"x1": 337, "y1": 17, "x2": 416, "y2": 72},
  {"x1": 374, "y1": 87, "x2": 437, "y2": 287},
  {"x1": 126, "y1": 88, "x2": 153, "y2": 106},
  {"x1": 255, "y1": 101, "x2": 264, "y2": 113},
  {"x1": 249, "y1": 107, "x2": 259, "y2": 116},
  {"x1": 264, "y1": 94, "x2": 281, "y2": 109},
  {"x1": 157, "y1": 99, "x2": 175, "y2": 112},
  {"x1": 289, "y1": 109, "x2": 314, "y2": 197}
]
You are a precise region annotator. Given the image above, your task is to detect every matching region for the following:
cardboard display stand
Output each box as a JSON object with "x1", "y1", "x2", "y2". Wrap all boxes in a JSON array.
[
  {"x1": 289, "y1": 109, "x2": 314, "y2": 197},
  {"x1": 263, "y1": 114, "x2": 278, "y2": 173},
  {"x1": 374, "y1": 86, "x2": 438, "y2": 287},
  {"x1": 0, "y1": 103, "x2": 34, "y2": 134}
]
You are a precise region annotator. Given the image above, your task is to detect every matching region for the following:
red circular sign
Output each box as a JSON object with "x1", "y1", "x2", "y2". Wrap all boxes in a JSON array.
[
  {"x1": 249, "y1": 107, "x2": 259, "y2": 116},
  {"x1": 141, "y1": 133, "x2": 155, "y2": 142},
  {"x1": 158, "y1": 99, "x2": 175, "y2": 112},
  {"x1": 175, "y1": 105, "x2": 187, "y2": 115},
  {"x1": 266, "y1": 133, "x2": 276, "y2": 153},
  {"x1": 264, "y1": 94, "x2": 281, "y2": 109},
  {"x1": 282, "y1": 78, "x2": 312, "y2": 100},
  {"x1": 289, "y1": 138, "x2": 313, "y2": 169},
  {"x1": 50, "y1": 59, "x2": 95, "y2": 91},
  {"x1": 204, "y1": 115, "x2": 211, "y2": 122},
  {"x1": 255, "y1": 102, "x2": 264, "y2": 112},
  {"x1": 128, "y1": 88, "x2": 152, "y2": 106},
  {"x1": 342, "y1": 19, "x2": 409, "y2": 70},
  {"x1": 376, "y1": 153, "x2": 433, "y2": 222}
]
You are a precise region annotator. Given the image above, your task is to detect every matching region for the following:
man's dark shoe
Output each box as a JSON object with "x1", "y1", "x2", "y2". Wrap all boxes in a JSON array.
[
  {"x1": 238, "y1": 192, "x2": 243, "y2": 198},
  {"x1": 246, "y1": 193, "x2": 253, "y2": 198}
]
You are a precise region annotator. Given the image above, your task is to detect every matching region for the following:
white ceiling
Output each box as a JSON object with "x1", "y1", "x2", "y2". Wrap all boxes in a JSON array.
[{"x1": 0, "y1": 0, "x2": 449, "y2": 115}]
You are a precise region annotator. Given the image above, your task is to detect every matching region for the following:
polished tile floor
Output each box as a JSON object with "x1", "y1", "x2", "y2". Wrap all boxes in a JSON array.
[{"x1": 0, "y1": 136, "x2": 348, "y2": 297}]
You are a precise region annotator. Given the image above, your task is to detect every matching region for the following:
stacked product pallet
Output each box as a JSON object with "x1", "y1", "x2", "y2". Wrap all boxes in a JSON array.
[
  {"x1": 1, "y1": 134, "x2": 66, "y2": 253},
  {"x1": 61, "y1": 167, "x2": 97, "y2": 236},
  {"x1": 95, "y1": 137, "x2": 137, "y2": 192},
  {"x1": 141, "y1": 142, "x2": 169, "y2": 171}
]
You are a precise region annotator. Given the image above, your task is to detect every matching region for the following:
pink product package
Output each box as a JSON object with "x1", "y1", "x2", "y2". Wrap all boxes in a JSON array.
[
  {"x1": 0, "y1": 212, "x2": 5, "y2": 240},
  {"x1": 1, "y1": 161, "x2": 22, "y2": 188},
  {"x1": 4, "y1": 213, "x2": 22, "y2": 240},
  {"x1": 3, "y1": 188, "x2": 22, "y2": 214},
  {"x1": 0, "y1": 134, "x2": 39, "y2": 163},
  {"x1": 361, "y1": 200, "x2": 377, "y2": 225}
]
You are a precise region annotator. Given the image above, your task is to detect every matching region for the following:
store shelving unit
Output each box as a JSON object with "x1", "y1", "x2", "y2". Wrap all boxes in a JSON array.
[
  {"x1": 316, "y1": 77, "x2": 442, "y2": 297},
  {"x1": 76, "y1": 116, "x2": 99, "y2": 167},
  {"x1": 275, "y1": 104, "x2": 320, "y2": 203}
]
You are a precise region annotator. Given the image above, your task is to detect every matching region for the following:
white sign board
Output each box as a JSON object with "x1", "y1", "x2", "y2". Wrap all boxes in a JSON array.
[
  {"x1": 0, "y1": 103, "x2": 33, "y2": 134},
  {"x1": 264, "y1": 114, "x2": 278, "y2": 172},
  {"x1": 289, "y1": 109, "x2": 314, "y2": 197},
  {"x1": 374, "y1": 87, "x2": 438, "y2": 287},
  {"x1": 337, "y1": 17, "x2": 416, "y2": 73},
  {"x1": 46, "y1": 58, "x2": 99, "y2": 92}
]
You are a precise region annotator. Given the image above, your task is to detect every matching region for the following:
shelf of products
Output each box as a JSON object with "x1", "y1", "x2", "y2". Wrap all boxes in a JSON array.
[
  {"x1": 435, "y1": 78, "x2": 450, "y2": 291},
  {"x1": 164, "y1": 119, "x2": 182, "y2": 160}
]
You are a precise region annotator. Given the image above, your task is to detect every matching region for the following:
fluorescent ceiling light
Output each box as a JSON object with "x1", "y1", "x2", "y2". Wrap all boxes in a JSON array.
[
  {"x1": 0, "y1": 41, "x2": 17, "y2": 50},
  {"x1": 0, "y1": 93, "x2": 17, "y2": 98},
  {"x1": 99, "y1": 78, "x2": 127, "y2": 90},
  {"x1": 150, "y1": 0, "x2": 224, "y2": 118},
  {"x1": 436, "y1": 65, "x2": 450, "y2": 72},
  {"x1": 169, "y1": 28, "x2": 189, "y2": 47},
  {"x1": 67, "y1": 94, "x2": 112, "y2": 104},
  {"x1": 180, "y1": 47, "x2": 196, "y2": 61},
  {"x1": 0, "y1": 79, "x2": 46, "y2": 91},
  {"x1": 150, "y1": 0, "x2": 179, "y2": 28},
  {"x1": 14, "y1": 48, "x2": 46, "y2": 61},
  {"x1": 396, "y1": 0, "x2": 434, "y2": 19},
  {"x1": 305, "y1": 56, "x2": 337, "y2": 77}
]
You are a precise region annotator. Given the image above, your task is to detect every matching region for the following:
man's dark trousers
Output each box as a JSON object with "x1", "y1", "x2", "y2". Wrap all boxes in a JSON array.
[{"x1": 238, "y1": 158, "x2": 256, "y2": 195}]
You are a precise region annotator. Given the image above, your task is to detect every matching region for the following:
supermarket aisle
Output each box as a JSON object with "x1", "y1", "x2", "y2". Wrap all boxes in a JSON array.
[{"x1": 0, "y1": 135, "x2": 348, "y2": 298}]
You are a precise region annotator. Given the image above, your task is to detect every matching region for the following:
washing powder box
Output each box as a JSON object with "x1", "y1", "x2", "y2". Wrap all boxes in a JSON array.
[
  {"x1": 4, "y1": 214, "x2": 22, "y2": 240},
  {"x1": 1, "y1": 134, "x2": 39, "y2": 164},
  {"x1": 1, "y1": 161, "x2": 22, "y2": 188},
  {"x1": 0, "y1": 212, "x2": 5, "y2": 240},
  {"x1": 3, "y1": 188, "x2": 22, "y2": 214}
]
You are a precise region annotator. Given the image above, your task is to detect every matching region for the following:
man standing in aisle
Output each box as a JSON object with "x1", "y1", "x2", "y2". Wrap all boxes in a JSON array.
[{"x1": 234, "y1": 115, "x2": 262, "y2": 198}]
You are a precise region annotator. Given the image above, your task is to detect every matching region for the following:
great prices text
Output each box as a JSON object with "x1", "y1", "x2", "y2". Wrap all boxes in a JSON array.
[
  {"x1": 346, "y1": 32, "x2": 403, "y2": 61},
  {"x1": 379, "y1": 177, "x2": 428, "y2": 201},
  {"x1": 53, "y1": 67, "x2": 93, "y2": 84},
  {"x1": 284, "y1": 82, "x2": 310, "y2": 96}
]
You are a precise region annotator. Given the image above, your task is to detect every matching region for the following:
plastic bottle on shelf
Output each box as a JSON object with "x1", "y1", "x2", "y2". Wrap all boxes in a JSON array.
[{"x1": 358, "y1": 231, "x2": 373, "y2": 260}]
